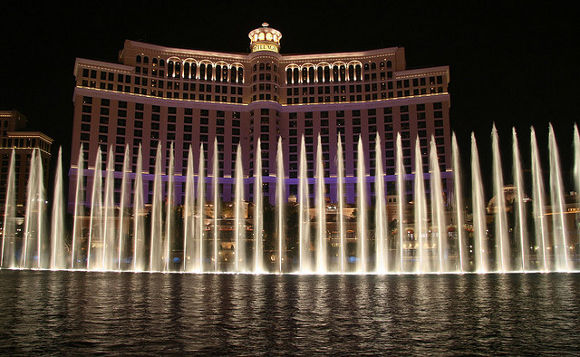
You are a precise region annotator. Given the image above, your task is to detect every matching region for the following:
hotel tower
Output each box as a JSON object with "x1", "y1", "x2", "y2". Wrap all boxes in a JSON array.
[{"x1": 69, "y1": 23, "x2": 451, "y2": 210}]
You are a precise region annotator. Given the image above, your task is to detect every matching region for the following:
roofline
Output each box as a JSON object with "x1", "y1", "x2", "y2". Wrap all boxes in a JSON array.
[
  {"x1": 74, "y1": 58, "x2": 134, "y2": 77},
  {"x1": 5, "y1": 131, "x2": 54, "y2": 143},
  {"x1": 395, "y1": 65, "x2": 450, "y2": 78},
  {"x1": 280, "y1": 47, "x2": 402, "y2": 61},
  {"x1": 123, "y1": 40, "x2": 249, "y2": 61},
  {"x1": 122, "y1": 40, "x2": 403, "y2": 62}
]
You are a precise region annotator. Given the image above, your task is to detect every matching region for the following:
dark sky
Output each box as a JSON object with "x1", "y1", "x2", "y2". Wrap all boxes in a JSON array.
[{"x1": 1, "y1": 1, "x2": 578, "y2": 188}]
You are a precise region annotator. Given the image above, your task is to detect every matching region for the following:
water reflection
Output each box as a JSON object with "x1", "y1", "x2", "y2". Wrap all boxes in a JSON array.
[{"x1": 0, "y1": 272, "x2": 578, "y2": 354}]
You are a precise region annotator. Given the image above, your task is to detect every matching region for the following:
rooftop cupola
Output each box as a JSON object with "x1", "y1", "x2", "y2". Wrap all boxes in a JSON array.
[{"x1": 248, "y1": 22, "x2": 282, "y2": 53}]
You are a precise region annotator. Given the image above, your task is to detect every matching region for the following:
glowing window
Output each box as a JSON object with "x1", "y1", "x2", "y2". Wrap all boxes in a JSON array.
[{"x1": 259, "y1": 33, "x2": 265, "y2": 40}]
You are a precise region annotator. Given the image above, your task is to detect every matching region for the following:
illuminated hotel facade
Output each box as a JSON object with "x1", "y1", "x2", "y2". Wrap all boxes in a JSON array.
[
  {"x1": 69, "y1": 23, "x2": 451, "y2": 210},
  {"x1": 0, "y1": 110, "x2": 53, "y2": 216}
]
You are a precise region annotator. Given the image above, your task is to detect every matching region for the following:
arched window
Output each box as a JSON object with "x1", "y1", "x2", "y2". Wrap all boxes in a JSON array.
[
  {"x1": 308, "y1": 67, "x2": 315, "y2": 83},
  {"x1": 355, "y1": 65, "x2": 362, "y2": 81},
  {"x1": 136, "y1": 55, "x2": 142, "y2": 63},
  {"x1": 184, "y1": 62, "x2": 190, "y2": 78},
  {"x1": 215, "y1": 65, "x2": 222, "y2": 81},
  {"x1": 371, "y1": 62, "x2": 376, "y2": 70},
  {"x1": 222, "y1": 66, "x2": 228, "y2": 82},
  {"x1": 175, "y1": 62, "x2": 181, "y2": 78},
  {"x1": 206, "y1": 64, "x2": 213, "y2": 80},
  {"x1": 199, "y1": 63, "x2": 206, "y2": 80},
  {"x1": 340, "y1": 65, "x2": 346, "y2": 82},
  {"x1": 286, "y1": 68, "x2": 292, "y2": 84},
  {"x1": 324, "y1": 67, "x2": 330, "y2": 83},
  {"x1": 143, "y1": 56, "x2": 149, "y2": 64},
  {"x1": 302, "y1": 67, "x2": 308, "y2": 83},
  {"x1": 191, "y1": 63, "x2": 197, "y2": 79},
  {"x1": 231, "y1": 67, "x2": 237, "y2": 83},
  {"x1": 159, "y1": 59, "x2": 165, "y2": 67},
  {"x1": 332, "y1": 66, "x2": 339, "y2": 82},
  {"x1": 168, "y1": 61, "x2": 174, "y2": 77},
  {"x1": 238, "y1": 67, "x2": 244, "y2": 83},
  {"x1": 152, "y1": 58, "x2": 158, "y2": 65},
  {"x1": 293, "y1": 68, "x2": 299, "y2": 84},
  {"x1": 348, "y1": 65, "x2": 354, "y2": 81},
  {"x1": 387, "y1": 60, "x2": 392, "y2": 68},
  {"x1": 317, "y1": 67, "x2": 323, "y2": 83}
]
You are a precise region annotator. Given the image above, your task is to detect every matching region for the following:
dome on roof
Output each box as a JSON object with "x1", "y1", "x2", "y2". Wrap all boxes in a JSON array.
[{"x1": 248, "y1": 23, "x2": 282, "y2": 53}]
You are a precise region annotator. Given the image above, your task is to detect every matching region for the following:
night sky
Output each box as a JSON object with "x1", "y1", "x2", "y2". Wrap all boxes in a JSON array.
[{"x1": 1, "y1": 1, "x2": 578, "y2": 191}]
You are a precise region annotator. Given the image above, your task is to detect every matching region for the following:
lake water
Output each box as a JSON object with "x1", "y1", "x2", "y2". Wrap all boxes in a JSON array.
[{"x1": 0, "y1": 271, "x2": 578, "y2": 355}]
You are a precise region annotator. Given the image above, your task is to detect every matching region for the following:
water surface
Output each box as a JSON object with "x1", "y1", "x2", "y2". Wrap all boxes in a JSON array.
[{"x1": 0, "y1": 271, "x2": 578, "y2": 355}]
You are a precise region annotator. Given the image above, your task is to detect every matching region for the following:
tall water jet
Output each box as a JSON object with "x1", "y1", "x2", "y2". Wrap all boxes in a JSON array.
[
  {"x1": 164, "y1": 142, "x2": 175, "y2": 272},
  {"x1": 253, "y1": 139, "x2": 264, "y2": 273},
  {"x1": 298, "y1": 135, "x2": 311, "y2": 272},
  {"x1": 1, "y1": 150, "x2": 16, "y2": 268},
  {"x1": 117, "y1": 145, "x2": 131, "y2": 270},
  {"x1": 36, "y1": 150, "x2": 47, "y2": 269},
  {"x1": 132, "y1": 145, "x2": 146, "y2": 271},
  {"x1": 574, "y1": 125, "x2": 580, "y2": 242},
  {"x1": 315, "y1": 134, "x2": 327, "y2": 273},
  {"x1": 233, "y1": 144, "x2": 245, "y2": 272},
  {"x1": 87, "y1": 147, "x2": 103, "y2": 270},
  {"x1": 71, "y1": 147, "x2": 85, "y2": 269},
  {"x1": 21, "y1": 149, "x2": 35, "y2": 268},
  {"x1": 183, "y1": 146, "x2": 195, "y2": 272},
  {"x1": 512, "y1": 128, "x2": 528, "y2": 271},
  {"x1": 50, "y1": 148, "x2": 66, "y2": 269},
  {"x1": 491, "y1": 125, "x2": 510, "y2": 272},
  {"x1": 196, "y1": 144, "x2": 206, "y2": 272},
  {"x1": 336, "y1": 135, "x2": 346, "y2": 273},
  {"x1": 395, "y1": 133, "x2": 406, "y2": 272},
  {"x1": 413, "y1": 138, "x2": 428, "y2": 273},
  {"x1": 102, "y1": 146, "x2": 116, "y2": 270},
  {"x1": 429, "y1": 137, "x2": 447, "y2": 273},
  {"x1": 548, "y1": 124, "x2": 570, "y2": 271},
  {"x1": 212, "y1": 139, "x2": 219, "y2": 272},
  {"x1": 451, "y1": 134, "x2": 465, "y2": 272},
  {"x1": 374, "y1": 134, "x2": 388, "y2": 274},
  {"x1": 149, "y1": 143, "x2": 164, "y2": 272},
  {"x1": 356, "y1": 136, "x2": 367, "y2": 273},
  {"x1": 22, "y1": 149, "x2": 46, "y2": 269},
  {"x1": 471, "y1": 134, "x2": 488, "y2": 273},
  {"x1": 276, "y1": 137, "x2": 285, "y2": 273},
  {"x1": 530, "y1": 128, "x2": 549, "y2": 271}
]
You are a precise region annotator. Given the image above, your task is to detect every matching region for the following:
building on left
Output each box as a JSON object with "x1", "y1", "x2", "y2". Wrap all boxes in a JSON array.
[{"x1": 0, "y1": 110, "x2": 54, "y2": 218}]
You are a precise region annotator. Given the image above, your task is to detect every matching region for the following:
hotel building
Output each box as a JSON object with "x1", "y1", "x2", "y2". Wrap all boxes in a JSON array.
[
  {"x1": 69, "y1": 23, "x2": 451, "y2": 210},
  {"x1": 0, "y1": 110, "x2": 53, "y2": 216}
]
